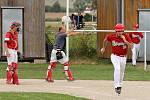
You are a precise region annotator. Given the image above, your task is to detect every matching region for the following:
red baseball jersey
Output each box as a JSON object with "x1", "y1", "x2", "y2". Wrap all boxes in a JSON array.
[
  {"x1": 13, "y1": 32, "x2": 19, "y2": 50},
  {"x1": 106, "y1": 33, "x2": 132, "y2": 56},
  {"x1": 129, "y1": 32, "x2": 143, "y2": 44},
  {"x1": 5, "y1": 32, "x2": 18, "y2": 50}
]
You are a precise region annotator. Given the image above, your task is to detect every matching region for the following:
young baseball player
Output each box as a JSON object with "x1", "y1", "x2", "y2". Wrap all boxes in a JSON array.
[
  {"x1": 4, "y1": 22, "x2": 21, "y2": 85},
  {"x1": 45, "y1": 26, "x2": 77, "y2": 82},
  {"x1": 101, "y1": 23, "x2": 133, "y2": 95},
  {"x1": 129, "y1": 24, "x2": 143, "y2": 66}
]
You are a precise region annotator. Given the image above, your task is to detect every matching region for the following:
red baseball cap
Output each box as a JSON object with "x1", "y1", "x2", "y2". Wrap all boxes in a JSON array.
[{"x1": 115, "y1": 23, "x2": 124, "y2": 32}]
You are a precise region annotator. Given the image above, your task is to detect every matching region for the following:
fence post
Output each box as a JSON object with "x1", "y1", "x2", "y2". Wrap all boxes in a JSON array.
[
  {"x1": 144, "y1": 32, "x2": 147, "y2": 71},
  {"x1": 66, "y1": 0, "x2": 69, "y2": 60}
]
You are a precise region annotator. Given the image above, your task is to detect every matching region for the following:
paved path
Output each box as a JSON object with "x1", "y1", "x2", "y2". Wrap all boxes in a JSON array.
[{"x1": 0, "y1": 79, "x2": 150, "y2": 100}]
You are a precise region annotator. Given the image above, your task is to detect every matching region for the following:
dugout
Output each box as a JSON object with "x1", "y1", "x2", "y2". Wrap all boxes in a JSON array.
[
  {"x1": 0, "y1": 0, "x2": 45, "y2": 61},
  {"x1": 97, "y1": 0, "x2": 150, "y2": 60}
]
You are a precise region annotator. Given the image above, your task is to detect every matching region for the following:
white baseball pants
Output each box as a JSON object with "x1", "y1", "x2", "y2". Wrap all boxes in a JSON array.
[
  {"x1": 131, "y1": 43, "x2": 140, "y2": 65},
  {"x1": 111, "y1": 54, "x2": 127, "y2": 88},
  {"x1": 50, "y1": 49, "x2": 68, "y2": 64},
  {"x1": 7, "y1": 48, "x2": 18, "y2": 65}
]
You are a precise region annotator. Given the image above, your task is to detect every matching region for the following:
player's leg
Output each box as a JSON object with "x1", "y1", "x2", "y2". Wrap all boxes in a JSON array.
[
  {"x1": 6, "y1": 49, "x2": 14, "y2": 84},
  {"x1": 59, "y1": 51, "x2": 75, "y2": 81},
  {"x1": 12, "y1": 50, "x2": 19, "y2": 85},
  {"x1": 9, "y1": 50, "x2": 19, "y2": 85},
  {"x1": 63, "y1": 62, "x2": 75, "y2": 81},
  {"x1": 120, "y1": 57, "x2": 127, "y2": 86},
  {"x1": 131, "y1": 44, "x2": 136, "y2": 66},
  {"x1": 46, "y1": 49, "x2": 57, "y2": 82},
  {"x1": 6, "y1": 65, "x2": 13, "y2": 84},
  {"x1": 111, "y1": 54, "x2": 121, "y2": 94},
  {"x1": 46, "y1": 62, "x2": 57, "y2": 82},
  {"x1": 135, "y1": 43, "x2": 140, "y2": 60}
]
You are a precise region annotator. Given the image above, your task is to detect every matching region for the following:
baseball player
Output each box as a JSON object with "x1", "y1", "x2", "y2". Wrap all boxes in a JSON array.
[
  {"x1": 45, "y1": 26, "x2": 77, "y2": 82},
  {"x1": 129, "y1": 24, "x2": 143, "y2": 66},
  {"x1": 101, "y1": 23, "x2": 133, "y2": 95},
  {"x1": 4, "y1": 22, "x2": 21, "y2": 85}
]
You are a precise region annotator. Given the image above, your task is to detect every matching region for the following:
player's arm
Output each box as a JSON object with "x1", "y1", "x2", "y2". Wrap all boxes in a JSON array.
[
  {"x1": 101, "y1": 35, "x2": 109, "y2": 54},
  {"x1": 121, "y1": 34, "x2": 133, "y2": 48},
  {"x1": 66, "y1": 31, "x2": 80, "y2": 36},
  {"x1": 139, "y1": 32, "x2": 144, "y2": 39},
  {"x1": 4, "y1": 41, "x2": 10, "y2": 57},
  {"x1": 4, "y1": 33, "x2": 11, "y2": 57}
]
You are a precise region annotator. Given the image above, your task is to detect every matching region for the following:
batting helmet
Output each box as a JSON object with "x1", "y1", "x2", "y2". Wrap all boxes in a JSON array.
[
  {"x1": 133, "y1": 24, "x2": 139, "y2": 29},
  {"x1": 10, "y1": 22, "x2": 21, "y2": 29},
  {"x1": 115, "y1": 23, "x2": 124, "y2": 32}
]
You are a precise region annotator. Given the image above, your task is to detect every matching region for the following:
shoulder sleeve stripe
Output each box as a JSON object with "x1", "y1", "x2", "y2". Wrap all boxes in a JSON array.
[{"x1": 5, "y1": 38, "x2": 10, "y2": 41}]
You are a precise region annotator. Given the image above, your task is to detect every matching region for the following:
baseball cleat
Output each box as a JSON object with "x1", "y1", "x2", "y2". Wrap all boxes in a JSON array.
[
  {"x1": 45, "y1": 78, "x2": 54, "y2": 83},
  {"x1": 6, "y1": 81, "x2": 12, "y2": 84},
  {"x1": 132, "y1": 64, "x2": 136, "y2": 67},
  {"x1": 66, "y1": 77, "x2": 76, "y2": 81},
  {"x1": 115, "y1": 87, "x2": 121, "y2": 95}
]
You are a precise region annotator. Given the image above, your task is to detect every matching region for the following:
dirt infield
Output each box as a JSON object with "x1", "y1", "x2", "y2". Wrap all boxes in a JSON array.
[{"x1": 0, "y1": 79, "x2": 150, "y2": 100}]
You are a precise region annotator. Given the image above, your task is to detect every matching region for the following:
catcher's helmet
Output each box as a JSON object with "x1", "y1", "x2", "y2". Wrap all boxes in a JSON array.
[
  {"x1": 133, "y1": 24, "x2": 139, "y2": 29},
  {"x1": 115, "y1": 23, "x2": 124, "y2": 32},
  {"x1": 10, "y1": 22, "x2": 21, "y2": 29}
]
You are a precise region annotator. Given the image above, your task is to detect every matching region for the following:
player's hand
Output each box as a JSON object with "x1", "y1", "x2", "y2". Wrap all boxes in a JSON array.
[
  {"x1": 120, "y1": 35, "x2": 125, "y2": 40},
  {"x1": 100, "y1": 48, "x2": 105, "y2": 54},
  {"x1": 5, "y1": 51, "x2": 10, "y2": 57},
  {"x1": 120, "y1": 35, "x2": 127, "y2": 43}
]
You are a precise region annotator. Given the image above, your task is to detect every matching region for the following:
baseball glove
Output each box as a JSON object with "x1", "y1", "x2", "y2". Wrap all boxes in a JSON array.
[{"x1": 56, "y1": 51, "x2": 63, "y2": 60}]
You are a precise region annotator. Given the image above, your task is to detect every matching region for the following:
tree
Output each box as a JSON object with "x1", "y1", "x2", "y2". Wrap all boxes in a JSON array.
[
  {"x1": 73, "y1": 0, "x2": 96, "y2": 12},
  {"x1": 92, "y1": 0, "x2": 97, "y2": 10},
  {"x1": 45, "y1": 5, "x2": 51, "y2": 12},
  {"x1": 51, "y1": 1, "x2": 61, "y2": 12}
]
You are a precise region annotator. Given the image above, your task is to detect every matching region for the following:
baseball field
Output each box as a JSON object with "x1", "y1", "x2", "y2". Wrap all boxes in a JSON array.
[{"x1": 0, "y1": 61, "x2": 150, "y2": 100}]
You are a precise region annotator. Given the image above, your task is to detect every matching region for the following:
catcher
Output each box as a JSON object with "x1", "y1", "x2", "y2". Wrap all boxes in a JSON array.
[
  {"x1": 45, "y1": 26, "x2": 78, "y2": 82},
  {"x1": 4, "y1": 22, "x2": 21, "y2": 85}
]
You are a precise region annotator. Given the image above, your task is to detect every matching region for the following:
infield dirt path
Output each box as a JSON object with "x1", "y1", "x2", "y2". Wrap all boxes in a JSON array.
[{"x1": 0, "y1": 79, "x2": 150, "y2": 100}]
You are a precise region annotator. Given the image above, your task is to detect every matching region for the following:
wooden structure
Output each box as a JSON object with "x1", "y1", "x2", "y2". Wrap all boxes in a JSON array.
[
  {"x1": 0, "y1": 0, "x2": 45, "y2": 59},
  {"x1": 97, "y1": 0, "x2": 150, "y2": 59}
]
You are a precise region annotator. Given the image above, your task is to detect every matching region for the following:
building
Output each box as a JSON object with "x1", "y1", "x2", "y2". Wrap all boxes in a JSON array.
[
  {"x1": 0, "y1": 0, "x2": 45, "y2": 61},
  {"x1": 97, "y1": 0, "x2": 150, "y2": 60}
]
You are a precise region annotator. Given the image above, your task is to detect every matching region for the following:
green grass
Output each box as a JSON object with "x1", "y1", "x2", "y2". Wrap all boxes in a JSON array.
[
  {"x1": 0, "y1": 60, "x2": 150, "y2": 81},
  {"x1": 0, "y1": 92, "x2": 89, "y2": 100}
]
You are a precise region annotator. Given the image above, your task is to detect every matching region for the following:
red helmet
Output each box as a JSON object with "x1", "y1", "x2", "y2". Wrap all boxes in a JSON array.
[
  {"x1": 115, "y1": 23, "x2": 124, "y2": 32},
  {"x1": 133, "y1": 24, "x2": 139, "y2": 29}
]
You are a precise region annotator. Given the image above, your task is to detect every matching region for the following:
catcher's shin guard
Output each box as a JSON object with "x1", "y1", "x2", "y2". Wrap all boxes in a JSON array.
[
  {"x1": 46, "y1": 63, "x2": 56, "y2": 82},
  {"x1": 12, "y1": 62, "x2": 18, "y2": 69},
  {"x1": 12, "y1": 71, "x2": 19, "y2": 85},
  {"x1": 6, "y1": 66, "x2": 13, "y2": 84},
  {"x1": 64, "y1": 62, "x2": 74, "y2": 81},
  {"x1": 12, "y1": 63, "x2": 19, "y2": 85}
]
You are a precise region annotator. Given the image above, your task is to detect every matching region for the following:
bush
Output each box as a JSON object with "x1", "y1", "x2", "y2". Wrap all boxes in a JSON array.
[
  {"x1": 45, "y1": 18, "x2": 61, "y2": 22},
  {"x1": 84, "y1": 13, "x2": 97, "y2": 22},
  {"x1": 84, "y1": 13, "x2": 92, "y2": 22},
  {"x1": 69, "y1": 34, "x2": 97, "y2": 58}
]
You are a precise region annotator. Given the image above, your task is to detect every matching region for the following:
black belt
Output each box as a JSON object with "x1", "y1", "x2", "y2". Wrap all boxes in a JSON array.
[{"x1": 113, "y1": 53, "x2": 126, "y2": 57}]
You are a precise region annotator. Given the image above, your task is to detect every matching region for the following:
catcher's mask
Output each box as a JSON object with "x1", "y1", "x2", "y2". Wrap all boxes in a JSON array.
[{"x1": 10, "y1": 22, "x2": 21, "y2": 32}]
